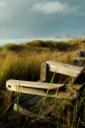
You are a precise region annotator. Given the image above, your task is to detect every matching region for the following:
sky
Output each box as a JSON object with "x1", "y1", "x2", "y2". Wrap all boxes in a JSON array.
[{"x1": 0, "y1": 0, "x2": 85, "y2": 39}]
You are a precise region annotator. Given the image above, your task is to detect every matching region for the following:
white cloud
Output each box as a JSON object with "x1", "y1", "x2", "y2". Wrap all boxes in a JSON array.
[
  {"x1": 32, "y1": 1, "x2": 79, "y2": 15},
  {"x1": 0, "y1": 1, "x2": 6, "y2": 8}
]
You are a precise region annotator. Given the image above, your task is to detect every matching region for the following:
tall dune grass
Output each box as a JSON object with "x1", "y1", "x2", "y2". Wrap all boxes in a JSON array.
[{"x1": 0, "y1": 50, "x2": 75, "y2": 89}]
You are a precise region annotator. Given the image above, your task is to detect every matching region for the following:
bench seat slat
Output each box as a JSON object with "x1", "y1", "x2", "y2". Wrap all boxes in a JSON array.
[
  {"x1": 6, "y1": 84, "x2": 77, "y2": 100},
  {"x1": 6, "y1": 80, "x2": 64, "y2": 91}
]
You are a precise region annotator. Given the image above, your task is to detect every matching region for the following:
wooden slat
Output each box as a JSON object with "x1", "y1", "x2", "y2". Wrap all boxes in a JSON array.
[
  {"x1": 6, "y1": 85, "x2": 47, "y2": 95},
  {"x1": 6, "y1": 80, "x2": 77, "y2": 100},
  {"x1": 6, "y1": 85, "x2": 77, "y2": 100},
  {"x1": 46, "y1": 61, "x2": 84, "y2": 77},
  {"x1": 6, "y1": 80, "x2": 64, "y2": 91}
]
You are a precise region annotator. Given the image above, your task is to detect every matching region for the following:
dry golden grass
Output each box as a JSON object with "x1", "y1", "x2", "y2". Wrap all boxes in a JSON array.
[{"x1": 0, "y1": 38, "x2": 84, "y2": 89}]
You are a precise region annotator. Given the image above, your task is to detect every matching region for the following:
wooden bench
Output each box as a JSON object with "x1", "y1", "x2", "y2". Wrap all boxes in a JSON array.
[
  {"x1": 5, "y1": 61, "x2": 85, "y2": 117},
  {"x1": 6, "y1": 61, "x2": 84, "y2": 98}
]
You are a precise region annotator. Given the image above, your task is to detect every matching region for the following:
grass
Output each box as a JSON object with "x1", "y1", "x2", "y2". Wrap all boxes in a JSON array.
[
  {"x1": 0, "y1": 49, "x2": 75, "y2": 89},
  {"x1": 0, "y1": 38, "x2": 85, "y2": 127}
]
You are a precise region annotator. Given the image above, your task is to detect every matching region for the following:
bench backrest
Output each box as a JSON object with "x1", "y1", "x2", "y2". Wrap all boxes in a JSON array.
[{"x1": 40, "y1": 61, "x2": 84, "y2": 84}]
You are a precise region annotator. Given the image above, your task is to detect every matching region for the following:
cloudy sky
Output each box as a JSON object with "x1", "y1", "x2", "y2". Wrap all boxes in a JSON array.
[{"x1": 0, "y1": 0, "x2": 85, "y2": 39}]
